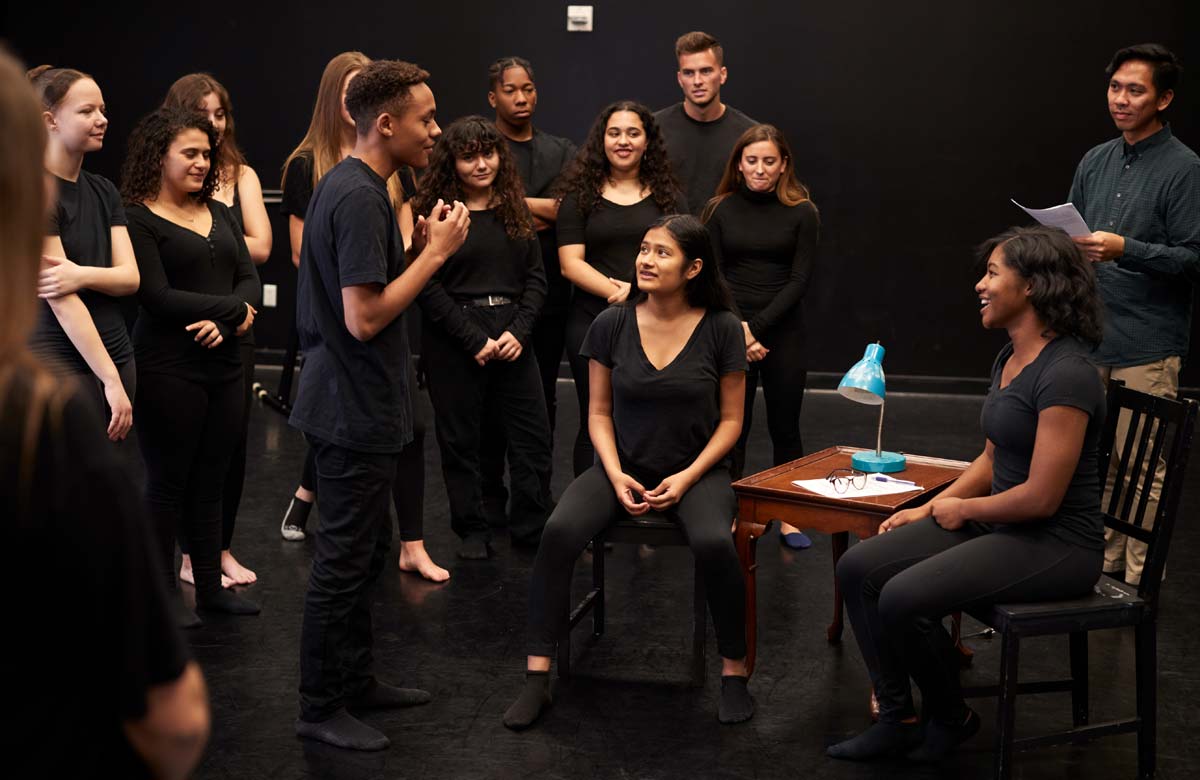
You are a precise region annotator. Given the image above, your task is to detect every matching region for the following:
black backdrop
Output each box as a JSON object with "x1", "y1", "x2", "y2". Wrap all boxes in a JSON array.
[{"x1": 5, "y1": 0, "x2": 1198, "y2": 385}]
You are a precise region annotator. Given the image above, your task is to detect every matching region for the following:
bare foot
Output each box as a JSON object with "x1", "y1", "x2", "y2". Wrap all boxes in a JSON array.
[
  {"x1": 398, "y1": 541, "x2": 450, "y2": 583},
  {"x1": 221, "y1": 549, "x2": 257, "y2": 585},
  {"x1": 180, "y1": 555, "x2": 233, "y2": 589}
]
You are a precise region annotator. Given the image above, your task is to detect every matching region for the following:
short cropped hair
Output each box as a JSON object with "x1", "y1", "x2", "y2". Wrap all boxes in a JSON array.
[
  {"x1": 1106, "y1": 43, "x2": 1182, "y2": 95},
  {"x1": 675, "y1": 31, "x2": 723, "y2": 66},
  {"x1": 344, "y1": 59, "x2": 430, "y2": 133}
]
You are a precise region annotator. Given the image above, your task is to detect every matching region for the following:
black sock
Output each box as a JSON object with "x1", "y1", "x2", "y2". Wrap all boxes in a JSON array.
[
  {"x1": 502, "y1": 671, "x2": 551, "y2": 730},
  {"x1": 283, "y1": 496, "x2": 312, "y2": 530},
  {"x1": 349, "y1": 680, "x2": 432, "y2": 711},
  {"x1": 826, "y1": 720, "x2": 923, "y2": 761},
  {"x1": 457, "y1": 535, "x2": 491, "y2": 560},
  {"x1": 718, "y1": 675, "x2": 755, "y2": 724},
  {"x1": 169, "y1": 593, "x2": 202, "y2": 629},
  {"x1": 197, "y1": 588, "x2": 261, "y2": 615},
  {"x1": 907, "y1": 708, "x2": 980, "y2": 762},
  {"x1": 295, "y1": 709, "x2": 389, "y2": 751}
]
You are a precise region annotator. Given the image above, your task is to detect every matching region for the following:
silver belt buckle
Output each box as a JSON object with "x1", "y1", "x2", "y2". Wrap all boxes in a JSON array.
[{"x1": 488, "y1": 295, "x2": 504, "y2": 306}]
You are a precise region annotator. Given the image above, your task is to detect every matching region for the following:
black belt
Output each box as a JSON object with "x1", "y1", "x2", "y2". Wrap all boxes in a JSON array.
[{"x1": 464, "y1": 295, "x2": 513, "y2": 307}]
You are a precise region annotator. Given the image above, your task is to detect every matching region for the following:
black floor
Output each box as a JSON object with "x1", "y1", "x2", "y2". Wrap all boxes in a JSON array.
[{"x1": 187, "y1": 372, "x2": 1200, "y2": 779}]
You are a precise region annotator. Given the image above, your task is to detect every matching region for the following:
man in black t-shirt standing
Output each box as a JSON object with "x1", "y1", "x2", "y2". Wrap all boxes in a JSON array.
[
  {"x1": 654, "y1": 31, "x2": 757, "y2": 215},
  {"x1": 480, "y1": 56, "x2": 577, "y2": 526},
  {"x1": 290, "y1": 59, "x2": 469, "y2": 751}
]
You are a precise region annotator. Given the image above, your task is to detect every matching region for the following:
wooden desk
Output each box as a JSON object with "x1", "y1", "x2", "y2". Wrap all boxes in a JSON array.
[{"x1": 732, "y1": 446, "x2": 969, "y2": 674}]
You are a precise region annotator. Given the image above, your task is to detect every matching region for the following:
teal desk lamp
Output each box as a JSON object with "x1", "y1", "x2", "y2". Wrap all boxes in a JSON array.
[{"x1": 837, "y1": 343, "x2": 907, "y2": 473}]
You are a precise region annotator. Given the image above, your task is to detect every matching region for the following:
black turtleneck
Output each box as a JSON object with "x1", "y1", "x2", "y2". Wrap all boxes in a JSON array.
[{"x1": 706, "y1": 186, "x2": 819, "y2": 342}]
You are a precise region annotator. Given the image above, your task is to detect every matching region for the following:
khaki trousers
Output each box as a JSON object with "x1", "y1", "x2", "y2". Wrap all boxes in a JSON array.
[{"x1": 1096, "y1": 356, "x2": 1180, "y2": 585}]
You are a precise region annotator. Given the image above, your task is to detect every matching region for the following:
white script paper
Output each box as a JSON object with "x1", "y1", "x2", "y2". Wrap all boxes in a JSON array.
[
  {"x1": 791, "y1": 478, "x2": 923, "y2": 500},
  {"x1": 1010, "y1": 199, "x2": 1092, "y2": 238}
]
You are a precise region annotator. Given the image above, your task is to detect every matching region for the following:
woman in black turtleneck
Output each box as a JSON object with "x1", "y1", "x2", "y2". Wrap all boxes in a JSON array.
[{"x1": 703, "y1": 124, "x2": 819, "y2": 548}]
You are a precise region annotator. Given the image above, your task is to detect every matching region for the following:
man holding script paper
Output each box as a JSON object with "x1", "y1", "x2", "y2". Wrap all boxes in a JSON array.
[{"x1": 1068, "y1": 43, "x2": 1200, "y2": 585}]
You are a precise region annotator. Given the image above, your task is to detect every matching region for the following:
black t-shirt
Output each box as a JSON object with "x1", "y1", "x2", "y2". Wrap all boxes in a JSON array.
[
  {"x1": 557, "y1": 191, "x2": 689, "y2": 315},
  {"x1": 290, "y1": 157, "x2": 413, "y2": 454},
  {"x1": 418, "y1": 209, "x2": 546, "y2": 354},
  {"x1": 707, "y1": 186, "x2": 819, "y2": 345},
  {"x1": 653, "y1": 103, "x2": 757, "y2": 215},
  {"x1": 980, "y1": 337, "x2": 1107, "y2": 549},
  {"x1": 281, "y1": 152, "x2": 315, "y2": 218},
  {"x1": 506, "y1": 129, "x2": 577, "y2": 312},
  {"x1": 31, "y1": 171, "x2": 134, "y2": 373},
  {"x1": 581, "y1": 305, "x2": 746, "y2": 481},
  {"x1": 6, "y1": 377, "x2": 191, "y2": 779},
  {"x1": 127, "y1": 201, "x2": 260, "y2": 383}
]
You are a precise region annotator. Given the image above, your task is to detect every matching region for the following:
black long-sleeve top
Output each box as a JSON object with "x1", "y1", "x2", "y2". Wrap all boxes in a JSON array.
[
  {"x1": 706, "y1": 186, "x2": 819, "y2": 344},
  {"x1": 418, "y1": 209, "x2": 546, "y2": 355},
  {"x1": 127, "y1": 201, "x2": 260, "y2": 382}
]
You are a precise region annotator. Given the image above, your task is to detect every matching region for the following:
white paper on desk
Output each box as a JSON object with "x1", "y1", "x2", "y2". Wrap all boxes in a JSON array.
[
  {"x1": 791, "y1": 478, "x2": 924, "y2": 499},
  {"x1": 1010, "y1": 199, "x2": 1092, "y2": 238}
]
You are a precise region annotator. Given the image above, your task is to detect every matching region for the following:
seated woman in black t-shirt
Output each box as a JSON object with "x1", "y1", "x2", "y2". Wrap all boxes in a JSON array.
[
  {"x1": 121, "y1": 107, "x2": 261, "y2": 626},
  {"x1": 413, "y1": 116, "x2": 552, "y2": 560},
  {"x1": 503, "y1": 214, "x2": 753, "y2": 730},
  {"x1": 554, "y1": 100, "x2": 688, "y2": 477},
  {"x1": 828, "y1": 225, "x2": 1107, "y2": 762}
]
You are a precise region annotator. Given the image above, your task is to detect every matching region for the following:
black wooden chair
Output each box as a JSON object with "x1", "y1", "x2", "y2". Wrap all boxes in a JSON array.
[
  {"x1": 558, "y1": 513, "x2": 708, "y2": 687},
  {"x1": 963, "y1": 382, "x2": 1198, "y2": 780}
]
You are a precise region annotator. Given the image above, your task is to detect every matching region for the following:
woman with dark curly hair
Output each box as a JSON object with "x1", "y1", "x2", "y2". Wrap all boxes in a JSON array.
[
  {"x1": 828, "y1": 225, "x2": 1106, "y2": 763},
  {"x1": 121, "y1": 106, "x2": 261, "y2": 627},
  {"x1": 556, "y1": 100, "x2": 687, "y2": 475},
  {"x1": 164, "y1": 72, "x2": 271, "y2": 590},
  {"x1": 413, "y1": 115, "x2": 551, "y2": 559}
]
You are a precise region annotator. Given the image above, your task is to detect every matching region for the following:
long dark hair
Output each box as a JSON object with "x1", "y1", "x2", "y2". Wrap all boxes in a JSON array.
[
  {"x1": 702, "y1": 124, "x2": 814, "y2": 221},
  {"x1": 412, "y1": 116, "x2": 534, "y2": 241},
  {"x1": 976, "y1": 226, "x2": 1103, "y2": 345},
  {"x1": 120, "y1": 106, "x2": 221, "y2": 205},
  {"x1": 555, "y1": 100, "x2": 679, "y2": 217},
  {"x1": 162, "y1": 72, "x2": 247, "y2": 183},
  {"x1": 627, "y1": 215, "x2": 734, "y2": 312}
]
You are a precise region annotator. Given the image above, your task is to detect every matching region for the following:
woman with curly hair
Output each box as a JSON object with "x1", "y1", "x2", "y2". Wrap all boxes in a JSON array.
[
  {"x1": 556, "y1": 100, "x2": 687, "y2": 476},
  {"x1": 413, "y1": 115, "x2": 551, "y2": 559},
  {"x1": 28, "y1": 66, "x2": 137, "y2": 445},
  {"x1": 164, "y1": 72, "x2": 271, "y2": 590},
  {"x1": 122, "y1": 106, "x2": 261, "y2": 626},
  {"x1": 828, "y1": 225, "x2": 1106, "y2": 763}
]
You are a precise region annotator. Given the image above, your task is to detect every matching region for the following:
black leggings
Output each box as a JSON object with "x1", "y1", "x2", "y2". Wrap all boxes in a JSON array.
[
  {"x1": 564, "y1": 299, "x2": 603, "y2": 477},
  {"x1": 137, "y1": 370, "x2": 243, "y2": 600},
  {"x1": 732, "y1": 308, "x2": 806, "y2": 478},
  {"x1": 837, "y1": 518, "x2": 1102, "y2": 724},
  {"x1": 526, "y1": 465, "x2": 747, "y2": 660},
  {"x1": 298, "y1": 359, "x2": 427, "y2": 542},
  {"x1": 72, "y1": 356, "x2": 139, "y2": 472}
]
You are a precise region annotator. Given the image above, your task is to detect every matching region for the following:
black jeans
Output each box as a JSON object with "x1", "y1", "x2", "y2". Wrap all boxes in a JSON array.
[
  {"x1": 298, "y1": 359, "x2": 427, "y2": 542},
  {"x1": 564, "y1": 298, "x2": 605, "y2": 477},
  {"x1": 732, "y1": 308, "x2": 806, "y2": 478},
  {"x1": 837, "y1": 518, "x2": 1102, "y2": 724},
  {"x1": 137, "y1": 369, "x2": 243, "y2": 602},
  {"x1": 527, "y1": 465, "x2": 747, "y2": 660},
  {"x1": 299, "y1": 435, "x2": 399, "y2": 721},
  {"x1": 423, "y1": 308, "x2": 552, "y2": 544}
]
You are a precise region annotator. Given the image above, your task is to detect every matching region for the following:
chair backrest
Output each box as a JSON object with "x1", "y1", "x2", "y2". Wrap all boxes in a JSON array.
[{"x1": 1096, "y1": 380, "x2": 1198, "y2": 605}]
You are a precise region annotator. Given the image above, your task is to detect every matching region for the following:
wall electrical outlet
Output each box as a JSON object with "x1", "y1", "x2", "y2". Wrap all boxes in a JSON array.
[
  {"x1": 567, "y1": 5, "x2": 593, "y2": 32},
  {"x1": 262, "y1": 283, "x2": 278, "y2": 308}
]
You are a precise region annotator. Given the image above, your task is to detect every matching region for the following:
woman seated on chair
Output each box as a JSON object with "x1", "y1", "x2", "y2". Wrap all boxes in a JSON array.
[
  {"x1": 502, "y1": 214, "x2": 754, "y2": 730},
  {"x1": 827, "y1": 225, "x2": 1107, "y2": 763}
]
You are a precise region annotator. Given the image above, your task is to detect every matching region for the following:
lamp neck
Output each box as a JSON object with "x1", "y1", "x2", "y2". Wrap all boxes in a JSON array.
[{"x1": 876, "y1": 400, "x2": 886, "y2": 457}]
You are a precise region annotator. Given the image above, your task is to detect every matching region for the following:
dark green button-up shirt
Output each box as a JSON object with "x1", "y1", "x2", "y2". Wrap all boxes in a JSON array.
[{"x1": 1069, "y1": 124, "x2": 1200, "y2": 366}]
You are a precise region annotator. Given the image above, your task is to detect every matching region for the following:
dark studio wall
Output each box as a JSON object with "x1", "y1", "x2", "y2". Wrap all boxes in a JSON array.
[{"x1": 5, "y1": 0, "x2": 1198, "y2": 386}]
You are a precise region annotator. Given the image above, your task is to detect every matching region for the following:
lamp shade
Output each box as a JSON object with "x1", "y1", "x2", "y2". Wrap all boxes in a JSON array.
[{"x1": 837, "y1": 343, "x2": 907, "y2": 473}]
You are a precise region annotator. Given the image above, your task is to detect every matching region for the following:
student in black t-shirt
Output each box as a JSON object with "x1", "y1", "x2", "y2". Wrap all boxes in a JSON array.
[
  {"x1": 828, "y1": 226, "x2": 1107, "y2": 763},
  {"x1": 277, "y1": 53, "x2": 448, "y2": 582},
  {"x1": 556, "y1": 100, "x2": 687, "y2": 476},
  {"x1": 2, "y1": 52, "x2": 208, "y2": 780},
  {"x1": 121, "y1": 107, "x2": 262, "y2": 627},
  {"x1": 479, "y1": 55, "x2": 577, "y2": 527},
  {"x1": 413, "y1": 116, "x2": 551, "y2": 559},
  {"x1": 503, "y1": 215, "x2": 754, "y2": 731},
  {"x1": 704, "y1": 124, "x2": 820, "y2": 548},
  {"x1": 654, "y1": 31, "x2": 757, "y2": 215},
  {"x1": 28, "y1": 66, "x2": 136, "y2": 443},
  {"x1": 165, "y1": 72, "x2": 272, "y2": 590},
  {"x1": 290, "y1": 60, "x2": 469, "y2": 751}
]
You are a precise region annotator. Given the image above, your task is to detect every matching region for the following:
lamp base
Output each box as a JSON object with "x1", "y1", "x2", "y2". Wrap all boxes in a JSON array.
[{"x1": 851, "y1": 450, "x2": 907, "y2": 474}]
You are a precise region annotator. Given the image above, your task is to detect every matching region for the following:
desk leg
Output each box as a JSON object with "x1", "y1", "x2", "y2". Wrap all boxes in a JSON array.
[
  {"x1": 828, "y1": 531, "x2": 849, "y2": 644},
  {"x1": 735, "y1": 508, "x2": 766, "y2": 677}
]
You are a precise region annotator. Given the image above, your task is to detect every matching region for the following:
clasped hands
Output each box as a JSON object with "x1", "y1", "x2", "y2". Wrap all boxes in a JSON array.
[
  {"x1": 185, "y1": 302, "x2": 256, "y2": 349},
  {"x1": 879, "y1": 496, "x2": 967, "y2": 533},
  {"x1": 612, "y1": 470, "x2": 695, "y2": 515},
  {"x1": 743, "y1": 321, "x2": 768, "y2": 362},
  {"x1": 473, "y1": 331, "x2": 522, "y2": 366}
]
